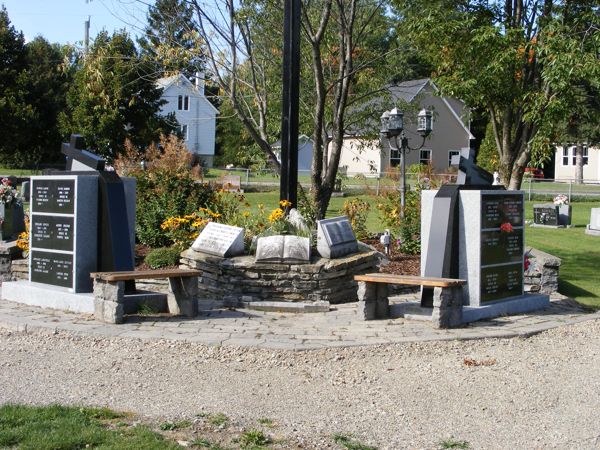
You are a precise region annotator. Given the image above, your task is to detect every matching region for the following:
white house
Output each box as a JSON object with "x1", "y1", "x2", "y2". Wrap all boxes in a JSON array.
[
  {"x1": 553, "y1": 145, "x2": 600, "y2": 182},
  {"x1": 156, "y1": 73, "x2": 219, "y2": 167},
  {"x1": 337, "y1": 78, "x2": 474, "y2": 175}
]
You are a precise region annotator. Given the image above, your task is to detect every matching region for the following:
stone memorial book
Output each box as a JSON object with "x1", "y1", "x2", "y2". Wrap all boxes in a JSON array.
[
  {"x1": 191, "y1": 222, "x2": 245, "y2": 257},
  {"x1": 255, "y1": 235, "x2": 310, "y2": 263}
]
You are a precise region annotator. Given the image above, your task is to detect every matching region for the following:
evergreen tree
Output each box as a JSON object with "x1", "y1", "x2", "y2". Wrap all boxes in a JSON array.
[
  {"x1": 138, "y1": 0, "x2": 203, "y2": 79},
  {"x1": 60, "y1": 30, "x2": 177, "y2": 159},
  {"x1": 0, "y1": 6, "x2": 27, "y2": 165}
]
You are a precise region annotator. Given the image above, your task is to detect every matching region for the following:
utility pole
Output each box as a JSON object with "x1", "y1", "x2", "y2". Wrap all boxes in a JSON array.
[
  {"x1": 279, "y1": 0, "x2": 301, "y2": 209},
  {"x1": 84, "y1": 16, "x2": 90, "y2": 55}
]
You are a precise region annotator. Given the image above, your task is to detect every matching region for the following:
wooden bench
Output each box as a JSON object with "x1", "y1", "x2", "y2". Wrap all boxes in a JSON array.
[
  {"x1": 91, "y1": 269, "x2": 201, "y2": 324},
  {"x1": 353, "y1": 273, "x2": 466, "y2": 328}
]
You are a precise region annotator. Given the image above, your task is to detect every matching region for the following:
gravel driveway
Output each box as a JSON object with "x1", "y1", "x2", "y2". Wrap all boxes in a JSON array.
[{"x1": 1, "y1": 319, "x2": 600, "y2": 449}]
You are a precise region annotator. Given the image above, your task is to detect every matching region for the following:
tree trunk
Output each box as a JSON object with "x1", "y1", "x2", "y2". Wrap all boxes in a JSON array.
[{"x1": 574, "y1": 142, "x2": 584, "y2": 184}]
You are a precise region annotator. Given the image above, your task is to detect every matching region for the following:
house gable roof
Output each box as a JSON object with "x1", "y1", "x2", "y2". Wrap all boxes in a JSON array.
[
  {"x1": 389, "y1": 78, "x2": 473, "y2": 140},
  {"x1": 156, "y1": 73, "x2": 219, "y2": 115}
]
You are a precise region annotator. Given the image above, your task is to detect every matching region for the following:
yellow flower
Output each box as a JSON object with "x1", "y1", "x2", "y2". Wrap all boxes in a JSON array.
[
  {"x1": 268, "y1": 208, "x2": 284, "y2": 223},
  {"x1": 279, "y1": 199, "x2": 292, "y2": 208},
  {"x1": 243, "y1": 211, "x2": 250, "y2": 218}
]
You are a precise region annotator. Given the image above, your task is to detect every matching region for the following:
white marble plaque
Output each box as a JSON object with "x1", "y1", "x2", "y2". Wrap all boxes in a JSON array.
[
  {"x1": 316, "y1": 216, "x2": 358, "y2": 259},
  {"x1": 255, "y1": 235, "x2": 310, "y2": 263},
  {"x1": 191, "y1": 222, "x2": 245, "y2": 257},
  {"x1": 589, "y1": 208, "x2": 600, "y2": 231}
]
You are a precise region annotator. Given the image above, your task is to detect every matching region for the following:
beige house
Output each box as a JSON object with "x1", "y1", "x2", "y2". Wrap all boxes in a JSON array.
[
  {"x1": 553, "y1": 145, "x2": 600, "y2": 182},
  {"x1": 337, "y1": 79, "x2": 473, "y2": 175}
]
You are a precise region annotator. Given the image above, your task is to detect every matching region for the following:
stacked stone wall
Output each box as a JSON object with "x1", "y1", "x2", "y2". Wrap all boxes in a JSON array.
[{"x1": 180, "y1": 249, "x2": 379, "y2": 304}]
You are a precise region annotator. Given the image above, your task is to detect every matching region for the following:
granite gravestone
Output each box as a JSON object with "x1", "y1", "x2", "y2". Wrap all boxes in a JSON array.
[
  {"x1": 255, "y1": 235, "x2": 310, "y2": 263},
  {"x1": 420, "y1": 147, "x2": 547, "y2": 320},
  {"x1": 533, "y1": 204, "x2": 559, "y2": 226},
  {"x1": 29, "y1": 176, "x2": 98, "y2": 292},
  {"x1": 586, "y1": 208, "x2": 600, "y2": 236},
  {"x1": 191, "y1": 222, "x2": 245, "y2": 257},
  {"x1": 460, "y1": 191, "x2": 524, "y2": 305},
  {"x1": 28, "y1": 135, "x2": 135, "y2": 292},
  {"x1": 316, "y1": 216, "x2": 358, "y2": 259}
]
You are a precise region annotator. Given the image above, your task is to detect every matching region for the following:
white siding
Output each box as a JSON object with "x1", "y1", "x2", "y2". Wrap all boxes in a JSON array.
[
  {"x1": 158, "y1": 76, "x2": 218, "y2": 167},
  {"x1": 554, "y1": 145, "x2": 600, "y2": 182}
]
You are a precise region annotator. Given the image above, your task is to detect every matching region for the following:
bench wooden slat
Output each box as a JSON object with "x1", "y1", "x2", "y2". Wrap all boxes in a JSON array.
[
  {"x1": 91, "y1": 269, "x2": 201, "y2": 282},
  {"x1": 354, "y1": 273, "x2": 466, "y2": 288}
]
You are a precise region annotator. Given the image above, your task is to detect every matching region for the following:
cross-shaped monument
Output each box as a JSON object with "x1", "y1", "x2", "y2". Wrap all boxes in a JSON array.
[{"x1": 61, "y1": 134, "x2": 105, "y2": 171}]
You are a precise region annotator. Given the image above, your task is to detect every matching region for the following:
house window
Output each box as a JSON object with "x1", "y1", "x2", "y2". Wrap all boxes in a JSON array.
[
  {"x1": 178, "y1": 95, "x2": 189, "y2": 111},
  {"x1": 448, "y1": 150, "x2": 460, "y2": 167},
  {"x1": 572, "y1": 145, "x2": 589, "y2": 166},
  {"x1": 390, "y1": 148, "x2": 400, "y2": 167},
  {"x1": 181, "y1": 124, "x2": 188, "y2": 139},
  {"x1": 420, "y1": 149, "x2": 431, "y2": 165},
  {"x1": 562, "y1": 147, "x2": 569, "y2": 166}
]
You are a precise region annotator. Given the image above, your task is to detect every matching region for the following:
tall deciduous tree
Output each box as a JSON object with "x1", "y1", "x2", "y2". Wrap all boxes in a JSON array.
[
  {"x1": 396, "y1": 0, "x2": 599, "y2": 189},
  {"x1": 60, "y1": 30, "x2": 177, "y2": 159},
  {"x1": 190, "y1": 0, "x2": 398, "y2": 218}
]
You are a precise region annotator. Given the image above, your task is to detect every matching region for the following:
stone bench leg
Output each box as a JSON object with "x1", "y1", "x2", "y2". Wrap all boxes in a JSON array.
[
  {"x1": 93, "y1": 279, "x2": 125, "y2": 324},
  {"x1": 357, "y1": 282, "x2": 389, "y2": 320},
  {"x1": 167, "y1": 276, "x2": 198, "y2": 317},
  {"x1": 431, "y1": 286, "x2": 463, "y2": 329}
]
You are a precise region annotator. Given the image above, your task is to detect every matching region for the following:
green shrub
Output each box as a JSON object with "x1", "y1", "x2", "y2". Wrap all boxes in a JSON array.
[
  {"x1": 144, "y1": 247, "x2": 181, "y2": 269},
  {"x1": 376, "y1": 189, "x2": 421, "y2": 255},
  {"x1": 339, "y1": 198, "x2": 371, "y2": 240},
  {"x1": 135, "y1": 170, "x2": 215, "y2": 247}
]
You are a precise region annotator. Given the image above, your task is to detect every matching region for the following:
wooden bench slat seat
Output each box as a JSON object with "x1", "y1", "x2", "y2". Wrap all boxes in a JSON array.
[
  {"x1": 354, "y1": 273, "x2": 466, "y2": 288},
  {"x1": 91, "y1": 269, "x2": 201, "y2": 282}
]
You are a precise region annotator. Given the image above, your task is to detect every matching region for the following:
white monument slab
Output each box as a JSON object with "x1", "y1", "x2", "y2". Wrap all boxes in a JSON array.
[
  {"x1": 586, "y1": 208, "x2": 600, "y2": 236},
  {"x1": 255, "y1": 235, "x2": 310, "y2": 263},
  {"x1": 191, "y1": 222, "x2": 245, "y2": 257},
  {"x1": 316, "y1": 216, "x2": 358, "y2": 259}
]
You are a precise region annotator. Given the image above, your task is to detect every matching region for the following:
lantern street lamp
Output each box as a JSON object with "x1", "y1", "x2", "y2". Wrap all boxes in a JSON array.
[{"x1": 380, "y1": 108, "x2": 433, "y2": 217}]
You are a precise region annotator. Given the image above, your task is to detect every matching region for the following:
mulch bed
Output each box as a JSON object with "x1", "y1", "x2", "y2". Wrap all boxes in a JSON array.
[{"x1": 362, "y1": 239, "x2": 420, "y2": 276}]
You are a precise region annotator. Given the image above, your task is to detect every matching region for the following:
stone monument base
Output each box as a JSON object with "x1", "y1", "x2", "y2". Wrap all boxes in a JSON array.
[
  {"x1": 585, "y1": 225, "x2": 600, "y2": 236},
  {"x1": 530, "y1": 223, "x2": 571, "y2": 229},
  {"x1": 2, "y1": 281, "x2": 95, "y2": 314},
  {"x1": 2, "y1": 280, "x2": 167, "y2": 315},
  {"x1": 392, "y1": 293, "x2": 550, "y2": 325}
]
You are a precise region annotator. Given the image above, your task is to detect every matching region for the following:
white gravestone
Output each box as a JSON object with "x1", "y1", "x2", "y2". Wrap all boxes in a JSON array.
[
  {"x1": 586, "y1": 208, "x2": 600, "y2": 236},
  {"x1": 192, "y1": 222, "x2": 245, "y2": 257},
  {"x1": 316, "y1": 216, "x2": 358, "y2": 259},
  {"x1": 255, "y1": 235, "x2": 310, "y2": 264}
]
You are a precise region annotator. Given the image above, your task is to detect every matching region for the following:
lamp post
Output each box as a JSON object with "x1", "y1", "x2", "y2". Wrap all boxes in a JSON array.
[{"x1": 380, "y1": 108, "x2": 433, "y2": 217}]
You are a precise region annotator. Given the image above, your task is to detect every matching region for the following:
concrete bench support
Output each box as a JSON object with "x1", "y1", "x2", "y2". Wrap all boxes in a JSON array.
[
  {"x1": 167, "y1": 276, "x2": 199, "y2": 317},
  {"x1": 431, "y1": 286, "x2": 463, "y2": 328},
  {"x1": 93, "y1": 279, "x2": 125, "y2": 324},
  {"x1": 357, "y1": 281, "x2": 389, "y2": 320}
]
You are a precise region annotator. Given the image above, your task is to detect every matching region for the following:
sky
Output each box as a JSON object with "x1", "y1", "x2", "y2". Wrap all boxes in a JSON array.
[{"x1": 1, "y1": 0, "x2": 151, "y2": 45}]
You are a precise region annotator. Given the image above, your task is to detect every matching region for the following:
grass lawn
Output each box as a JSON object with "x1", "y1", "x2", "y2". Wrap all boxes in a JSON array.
[
  {"x1": 525, "y1": 201, "x2": 600, "y2": 308},
  {"x1": 0, "y1": 167, "x2": 38, "y2": 176},
  {"x1": 243, "y1": 189, "x2": 600, "y2": 308},
  {"x1": 0, "y1": 404, "x2": 180, "y2": 449}
]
